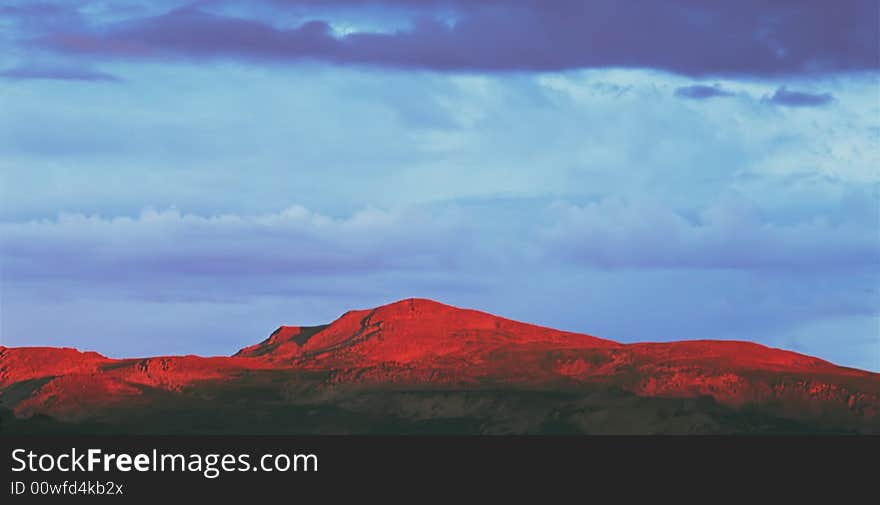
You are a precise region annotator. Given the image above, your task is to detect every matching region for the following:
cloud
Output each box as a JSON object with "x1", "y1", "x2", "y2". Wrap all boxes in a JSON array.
[
  {"x1": 0, "y1": 206, "x2": 490, "y2": 297},
  {"x1": 768, "y1": 86, "x2": 835, "y2": 107},
  {"x1": 673, "y1": 83, "x2": 836, "y2": 108},
  {"x1": 543, "y1": 195, "x2": 879, "y2": 271},
  {"x1": 3, "y1": 196, "x2": 876, "y2": 292},
  {"x1": 674, "y1": 84, "x2": 733, "y2": 100},
  {"x1": 3, "y1": 66, "x2": 877, "y2": 224},
  {"x1": 25, "y1": 1, "x2": 880, "y2": 76},
  {"x1": 0, "y1": 65, "x2": 120, "y2": 82}
]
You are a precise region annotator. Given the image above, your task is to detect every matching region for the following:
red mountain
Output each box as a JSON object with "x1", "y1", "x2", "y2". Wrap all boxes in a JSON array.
[{"x1": 1, "y1": 298, "x2": 878, "y2": 434}]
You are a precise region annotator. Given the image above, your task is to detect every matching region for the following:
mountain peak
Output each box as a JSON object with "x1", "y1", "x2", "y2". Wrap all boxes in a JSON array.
[
  {"x1": 235, "y1": 298, "x2": 618, "y2": 364},
  {"x1": 373, "y1": 297, "x2": 451, "y2": 310}
]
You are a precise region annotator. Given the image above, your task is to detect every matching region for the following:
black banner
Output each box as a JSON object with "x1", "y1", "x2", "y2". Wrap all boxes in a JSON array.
[{"x1": 1, "y1": 435, "x2": 876, "y2": 501}]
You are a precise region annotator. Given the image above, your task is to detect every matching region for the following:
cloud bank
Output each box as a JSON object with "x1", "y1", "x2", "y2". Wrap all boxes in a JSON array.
[{"x1": 4, "y1": 197, "x2": 875, "y2": 286}]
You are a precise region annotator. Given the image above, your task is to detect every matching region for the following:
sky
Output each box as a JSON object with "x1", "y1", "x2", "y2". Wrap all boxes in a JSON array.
[{"x1": 0, "y1": 0, "x2": 878, "y2": 371}]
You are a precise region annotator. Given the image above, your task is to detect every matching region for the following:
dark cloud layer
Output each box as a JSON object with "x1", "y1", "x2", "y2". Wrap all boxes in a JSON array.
[{"x1": 23, "y1": 0, "x2": 880, "y2": 76}]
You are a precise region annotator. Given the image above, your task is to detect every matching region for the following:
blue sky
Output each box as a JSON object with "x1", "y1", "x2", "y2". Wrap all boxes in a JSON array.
[{"x1": 0, "y1": 1, "x2": 878, "y2": 371}]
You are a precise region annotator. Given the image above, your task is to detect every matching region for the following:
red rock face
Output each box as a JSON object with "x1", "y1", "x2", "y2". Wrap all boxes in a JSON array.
[
  {"x1": 2, "y1": 298, "x2": 878, "y2": 432},
  {"x1": 0, "y1": 346, "x2": 110, "y2": 388}
]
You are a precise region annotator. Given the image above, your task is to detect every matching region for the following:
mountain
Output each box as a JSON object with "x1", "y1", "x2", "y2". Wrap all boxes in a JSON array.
[{"x1": 1, "y1": 298, "x2": 878, "y2": 434}]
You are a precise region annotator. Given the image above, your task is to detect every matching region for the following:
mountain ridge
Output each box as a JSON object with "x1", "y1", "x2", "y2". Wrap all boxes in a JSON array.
[{"x1": 2, "y1": 298, "x2": 878, "y2": 434}]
